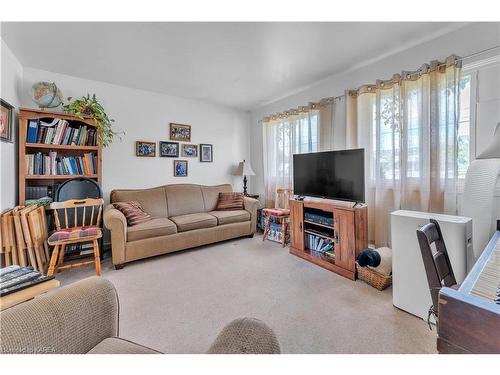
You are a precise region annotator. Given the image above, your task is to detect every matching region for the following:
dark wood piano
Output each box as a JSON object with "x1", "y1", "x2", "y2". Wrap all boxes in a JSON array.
[{"x1": 437, "y1": 220, "x2": 500, "y2": 353}]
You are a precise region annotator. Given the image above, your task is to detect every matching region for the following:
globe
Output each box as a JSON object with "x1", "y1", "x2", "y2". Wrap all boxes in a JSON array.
[{"x1": 31, "y1": 82, "x2": 63, "y2": 108}]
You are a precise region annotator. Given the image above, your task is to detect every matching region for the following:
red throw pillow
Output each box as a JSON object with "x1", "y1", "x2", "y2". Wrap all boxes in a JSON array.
[
  {"x1": 216, "y1": 192, "x2": 245, "y2": 210},
  {"x1": 113, "y1": 201, "x2": 152, "y2": 226}
]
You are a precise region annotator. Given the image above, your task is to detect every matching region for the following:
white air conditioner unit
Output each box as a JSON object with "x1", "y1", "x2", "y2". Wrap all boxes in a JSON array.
[{"x1": 391, "y1": 210, "x2": 472, "y2": 322}]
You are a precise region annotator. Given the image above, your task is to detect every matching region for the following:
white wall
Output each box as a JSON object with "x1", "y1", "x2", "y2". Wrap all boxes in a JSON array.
[
  {"x1": 250, "y1": 22, "x2": 500, "y2": 198},
  {"x1": 17, "y1": 68, "x2": 252, "y2": 202},
  {"x1": 0, "y1": 38, "x2": 23, "y2": 210}
]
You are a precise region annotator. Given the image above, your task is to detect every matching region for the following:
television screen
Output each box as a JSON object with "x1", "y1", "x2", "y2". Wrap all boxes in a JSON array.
[{"x1": 293, "y1": 149, "x2": 365, "y2": 202}]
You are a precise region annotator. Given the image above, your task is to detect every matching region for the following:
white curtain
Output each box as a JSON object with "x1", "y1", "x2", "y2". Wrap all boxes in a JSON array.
[
  {"x1": 262, "y1": 110, "x2": 319, "y2": 207},
  {"x1": 352, "y1": 56, "x2": 462, "y2": 246}
]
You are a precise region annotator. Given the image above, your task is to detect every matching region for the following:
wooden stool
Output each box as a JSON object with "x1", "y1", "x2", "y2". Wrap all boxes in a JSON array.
[
  {"x1": 47, "y1": 199, "x2": 104, "y2": 276},
  {"x1": 262, "y1": 208, "x2": 290, "y2": 247}
]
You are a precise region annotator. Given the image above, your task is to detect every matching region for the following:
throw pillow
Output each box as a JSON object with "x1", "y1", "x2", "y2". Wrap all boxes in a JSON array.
[
  {"x1": 216, "y1": 192, "x2": 245, "y2": 210},
  {"x1": 113, "y1": 201, "x2": 152, "y2": 226}
]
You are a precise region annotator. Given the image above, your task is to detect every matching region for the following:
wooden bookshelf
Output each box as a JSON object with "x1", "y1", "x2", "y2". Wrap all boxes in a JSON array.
[
  {"x1": 18, "y1": 108, "x2": 102, "y2": 205},
  {"x1": 289, "y1": 198, "x2": 368, "y2": 280}
]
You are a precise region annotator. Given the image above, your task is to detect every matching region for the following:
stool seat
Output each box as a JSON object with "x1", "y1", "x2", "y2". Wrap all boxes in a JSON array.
[{"x1": 262, "y1": 208, "x2": 290, "y2": 217}]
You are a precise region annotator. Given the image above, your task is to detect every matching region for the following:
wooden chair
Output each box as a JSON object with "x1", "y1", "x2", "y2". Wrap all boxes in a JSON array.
[
  {"x1": 416, "y1": 218, "x2": 457, "y2": 323},
  {"x1": 262, "y1": 188, "x2": 293, "y2": 247},
  {"x1": 47, "y1": 198, "x2": 104, "y2": 276},
  {"x1": 26, "y1": 206, "x2": 51, "y2": 272},
  {"x1": 1, "y1": 210, "x2": 17, "y2": 266}
]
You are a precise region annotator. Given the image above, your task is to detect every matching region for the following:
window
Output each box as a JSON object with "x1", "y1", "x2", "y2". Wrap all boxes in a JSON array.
[
  {"x1": 457, "y1": 74, "x2": 472, "y2": 179},
  {"x1": 263, "y1": 111, "x2": 319, "y2": 204}
]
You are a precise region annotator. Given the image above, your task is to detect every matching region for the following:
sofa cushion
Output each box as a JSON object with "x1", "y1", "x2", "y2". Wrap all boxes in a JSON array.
[
  {"x1": 170, "y1": 213, "x2": 217, "y2": 232},
  {"x1": 201, "y1": 184, "x2": 233, "y2": 211},
  {"x1": 111, "y1": 187, "x2": 168, "y2": 218},
  {"x1": 127, "y1": 218, "x2": 177, "y2": 242},
  {"x1": 216, "y1": 192, "x2": 245, "y2": 210},
  {"x1": 87, "y1": 337, "x2": 161, "y2": 354},
  {"x1": 113, "y1": 201, "x2": 152, "y2": 226},
  {"x1": 165, "y1": 184, "x2": 205, "y2": 217},
  {"x1": 209, "y1": 210, "x2": 250, "y2": 225}
]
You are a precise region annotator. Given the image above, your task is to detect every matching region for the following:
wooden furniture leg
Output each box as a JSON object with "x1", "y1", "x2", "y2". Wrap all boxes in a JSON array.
[
  {"x1": 26, "y1": 244, "x2": 37, "y2": 269},
  {"x1": 43, "y1": 242, "x2": 50, "y2": 261},
  {"x1": 47, "y1": 245, "x2": 59, "y2": 276},
  {"x1": 93, "y1": 239, "x2": 101, "y2": 276},
  {"x1": 33, "y1": 243, "x2": 45, "y2": 272},
  {"x1": 57, "y1": 244, "x2": 66, "y2": 273},
  {"x1": 262, "y1": 218, "x2": 269, "y2": 241},
  {"x1": 281, "y1": 220, "x2": 287, "y2": 247}
]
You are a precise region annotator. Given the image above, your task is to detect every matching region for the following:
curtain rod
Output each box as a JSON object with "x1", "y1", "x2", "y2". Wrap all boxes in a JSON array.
[
  {"x1": 262, "y1": 45, "x2": 500, "y2": 122},
  {"x1": 459, "y1": 44, "x2": 500, "y2": 62}
]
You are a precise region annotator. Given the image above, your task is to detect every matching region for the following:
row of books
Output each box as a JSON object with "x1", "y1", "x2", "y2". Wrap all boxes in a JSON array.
[
  {"x1": 304, "y1": 211, "x2": 334, "y2": 227},
  {"x1": 26, "y1": 118, "x2": 97, "y2": 146},
  {"x1": 306, "y1": 233, "x2": 334, "y2": 257},
  {"x1": 26, "y1": 152, "x2": 97, "y2": 176}
]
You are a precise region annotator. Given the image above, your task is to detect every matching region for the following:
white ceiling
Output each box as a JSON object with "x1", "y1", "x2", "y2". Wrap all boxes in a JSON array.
[{"x1": 1, "y1": 22, "x2": 466, "y2": 110}]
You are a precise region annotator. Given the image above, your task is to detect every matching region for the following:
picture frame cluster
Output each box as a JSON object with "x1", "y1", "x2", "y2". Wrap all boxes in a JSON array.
[{"x1": 135, "y1": 122, "x2": 213, "y2": 177}]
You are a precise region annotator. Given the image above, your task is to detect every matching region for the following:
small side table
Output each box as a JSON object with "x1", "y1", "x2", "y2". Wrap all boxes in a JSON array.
[{"x1": 0, "y1": 279, "x2": 60, "y2": 311}]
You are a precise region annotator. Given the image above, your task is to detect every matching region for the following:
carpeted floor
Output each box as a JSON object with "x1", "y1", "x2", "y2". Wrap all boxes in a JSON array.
[{"x1": 56, "y1": 236, "x2": 437, "y2": 354}]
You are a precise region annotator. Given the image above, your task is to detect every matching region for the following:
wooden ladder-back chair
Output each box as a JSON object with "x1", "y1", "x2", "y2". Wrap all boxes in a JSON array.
[
  {"x1": 47, "y1": 198, "x2": 104, "y2": 276},
  {"x1": 1, "y1": 210, "x2": 17, "y2": 266},
  {"x1": 262, "y1": 189, "x2": 293, "y2": 247},
  {"x1": 26, "y1": 206, "x2": 51, "y2": 272}
]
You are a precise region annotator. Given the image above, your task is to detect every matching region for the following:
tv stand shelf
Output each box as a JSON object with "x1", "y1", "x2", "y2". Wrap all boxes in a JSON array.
[{"x1": 289, "y1": 198, "x2": 368, "y2": 280}]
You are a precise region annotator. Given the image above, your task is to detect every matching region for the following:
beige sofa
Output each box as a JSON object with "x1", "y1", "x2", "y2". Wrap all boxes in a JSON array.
[
  {"x1": 104, "y1": 183, "x2": 259, "y2": 269},
  {"x1": 0, "y1": 277, "x2": 281, "y2": 354}
]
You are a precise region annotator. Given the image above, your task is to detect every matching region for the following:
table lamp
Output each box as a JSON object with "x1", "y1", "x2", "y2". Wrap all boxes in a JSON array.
[{"x1": 234, "y1": 160, "x2": 255, "y2": 196}]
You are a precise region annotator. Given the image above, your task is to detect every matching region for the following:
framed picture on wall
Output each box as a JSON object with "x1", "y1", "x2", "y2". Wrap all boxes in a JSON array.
[
  {"x1": 181, "y1": 144, "x2": 198, "y2": 157},
  {"x1": 0, "y1": 99, "x2": 14, "y2": 143},
  {"x1": 159, "y1": 141, "x2": 179, "y2": 157},
  {"x1": 170, "y1": 123, "x2": 191, "y2": 142},
  {"x1": 174, "y1": 160, "x2": 188, "y2": 177},
  {"x1": 136, "y1": 141, "x2": 156, "y2": 157},
  {"x1": 199, "y1": 144, "x2": 213, "y2": 162}
]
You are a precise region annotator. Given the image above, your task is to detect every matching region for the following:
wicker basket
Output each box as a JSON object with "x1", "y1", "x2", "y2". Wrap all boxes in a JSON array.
[{"x1": 356, "y1": 262, "x2": 392, "y2": 291}]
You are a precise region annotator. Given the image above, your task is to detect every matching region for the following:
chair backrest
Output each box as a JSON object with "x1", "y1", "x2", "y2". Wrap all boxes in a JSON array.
[
  {"x1": 416, "y1": 218, "x2": 457, "y2": 313},
  {"x1": 275, "y1": 188, "x2": 293, "y2": 209},
  {"x1": 50, "y1": 198, "x2": 104, "y2": 230},
  {"x1": 55, "y1": 177, "x2": 103, "y2": 201}
]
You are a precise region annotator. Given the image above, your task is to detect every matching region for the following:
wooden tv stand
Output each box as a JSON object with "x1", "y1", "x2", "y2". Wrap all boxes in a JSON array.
[{"x1": 289, "y1": 197, "x2": 368, "y2": 280}]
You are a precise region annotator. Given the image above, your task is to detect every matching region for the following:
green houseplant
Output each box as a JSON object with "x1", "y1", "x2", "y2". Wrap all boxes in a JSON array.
[{"x1": 63, "y1": 94, "x2": 119, "y2": 147}]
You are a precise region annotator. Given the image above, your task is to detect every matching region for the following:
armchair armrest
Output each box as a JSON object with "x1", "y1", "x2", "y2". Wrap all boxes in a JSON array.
[
  {"x1": 0, "y1": 277, "x2": 119, "y2": 354},
  {"x1": 103, "y1": 204, "x2": 128, "y2": 266},
  {"x1": 244, "y1": 197, "x2": 259, "y2": 233}
]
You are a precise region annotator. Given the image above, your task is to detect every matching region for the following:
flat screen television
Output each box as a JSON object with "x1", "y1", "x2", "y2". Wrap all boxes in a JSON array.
[{"x1": 293, "y1": 149, "x2": 365, "y2": 203}]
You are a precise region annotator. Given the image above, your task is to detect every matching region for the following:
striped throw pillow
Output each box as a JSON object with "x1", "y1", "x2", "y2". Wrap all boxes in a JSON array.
[
  {"x1": 216, "y1": 192, "x2": 245, "y2": 211},
  {"x1": 113, "y1": 201, "x2": 152, "y2": 226}
]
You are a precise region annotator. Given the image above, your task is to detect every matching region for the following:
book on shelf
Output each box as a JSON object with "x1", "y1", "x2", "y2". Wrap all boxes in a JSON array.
[
  {"x1": 26, "y1": 117, "x2": 97, "y2": 146},
  {"x1": 306, "y1": 233, "x2": 334, "y2": 253},
  {"x1": 25, "y1": 151, "x2": 97, "y2": 176}
]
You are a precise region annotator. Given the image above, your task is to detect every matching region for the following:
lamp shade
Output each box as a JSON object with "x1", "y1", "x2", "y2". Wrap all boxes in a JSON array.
[{"x1": 234, "y1": 160, "x2": 255, "y2": 176}]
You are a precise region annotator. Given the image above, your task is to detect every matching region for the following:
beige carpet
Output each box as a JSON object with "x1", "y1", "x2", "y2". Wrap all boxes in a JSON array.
[{"x1": 56, "y1": 237, "x2": 437, "y2": 354}]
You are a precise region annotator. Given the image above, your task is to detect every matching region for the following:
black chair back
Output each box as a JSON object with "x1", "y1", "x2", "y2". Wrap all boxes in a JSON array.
[{"x1": 416, "y1": 218, "x2": 457, "y2": 317}]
